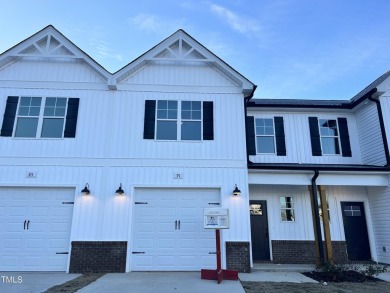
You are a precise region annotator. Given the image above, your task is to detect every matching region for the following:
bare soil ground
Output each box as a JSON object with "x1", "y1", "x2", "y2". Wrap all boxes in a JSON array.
[
  {"x1": 43, "y1": 273, "x2": 105, "y2": 293},
  {"x1": 241, "y1": 281, "x2": 390, "y2": 293}
]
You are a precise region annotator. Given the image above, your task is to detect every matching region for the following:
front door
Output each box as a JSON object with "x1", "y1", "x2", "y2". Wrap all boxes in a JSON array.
[
  {"x1": 250, "y1": 200, "x2": 270, "y2": 261},
  {"x1": 340, "y1": 202, "x2": 371, "y2": 261}
]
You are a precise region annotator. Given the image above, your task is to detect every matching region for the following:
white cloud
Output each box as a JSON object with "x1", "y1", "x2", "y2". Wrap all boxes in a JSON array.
[
  {"x1": 210, "y1": 4, "x2": 261, "y2": 35},
  {"x1": 128, "y1": 13, "x2": 187, "y2": 34}
]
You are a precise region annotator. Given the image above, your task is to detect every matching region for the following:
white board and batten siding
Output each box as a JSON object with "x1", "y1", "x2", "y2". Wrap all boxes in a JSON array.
[
  {"x1": 249, "y1": 184, "x2": 377, "y2": 260},
  {"x1": 354, "y1": 102, "x2": 387, "y2": 166},
  {"x1": 247, "y1": 110, "x2": 363, "y2": 165},
  {"x1": 0, "y1": 187, "x2": 74, "y2": 271}
]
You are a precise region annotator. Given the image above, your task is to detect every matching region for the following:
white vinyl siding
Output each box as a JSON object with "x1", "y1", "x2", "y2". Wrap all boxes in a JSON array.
[
  {"x1": 367, "y1": 186, "x2": 390, "y2": 264},
  {"x1": 355, "y1": 102, "x2": 387, "y2": 165}
]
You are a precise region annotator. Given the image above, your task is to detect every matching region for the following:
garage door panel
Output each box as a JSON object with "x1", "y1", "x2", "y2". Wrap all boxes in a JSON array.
[
  {"x1": 25, "y1": 238, "x2": 46, "y2": 248},
  {"x1": 5, "y1": 238, "x2": 23, "y2": 248},
  {"x1": 49, "y1": 238, "x2": 69, "y2": 248},
  {"x1": 6, "y1": 222, "x2": 24, "y2": 232},
  {"x1": 158, "y1": 239, "x2": 176, "y2": 249},
  {"x1": 9, "y1": 206, "x2": 28, "y2": 216}
]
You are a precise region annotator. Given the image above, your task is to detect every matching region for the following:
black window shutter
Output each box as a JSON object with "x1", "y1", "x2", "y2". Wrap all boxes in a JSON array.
[
  {"x1": 1, "y1": 96, "x2": 19, "y2": 137},
  {"x1": 144, "y1": 100, "x2": 156, "y2": 139},
  {"x1": 64, "y1": 98, "x2": 79, "y2": 138},
  {"x1": 203, "y1": 101, "x2": 214, "y2": 140},
  {"x1": 246, "y1": 116, "x2": 256, "y2": 155},
  {"x1": 308, "y1": 117, "x2": 322, "y2": 156},
  {"x1": 274, "y1": 117, "x2": 286, "y2": 156},
  {"x1": 338, "y1": 117, "x2": 352, "y2": 157}
]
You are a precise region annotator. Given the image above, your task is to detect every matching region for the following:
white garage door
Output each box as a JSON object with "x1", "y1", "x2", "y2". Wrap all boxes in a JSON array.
[
  {"x1": 0, "y1": 187, "x2": 74, "y2": 271},
  {"x1": 132, "y1": 188, "x2": 220, "y2": 271}
]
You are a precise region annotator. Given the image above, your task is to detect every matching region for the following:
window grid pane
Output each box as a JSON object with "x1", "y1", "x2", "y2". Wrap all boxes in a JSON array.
[
  {"x1": 44, "y1": 97, "x2": 67, "y2": 117},
  {"x1": 18, "y1": 97, "x2": 42, "y2": 117}
]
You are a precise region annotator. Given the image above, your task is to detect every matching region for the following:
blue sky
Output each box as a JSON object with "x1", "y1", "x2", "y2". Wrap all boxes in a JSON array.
[{"x1": 0, "y1": 0, "x2": 389, "y2": 100}]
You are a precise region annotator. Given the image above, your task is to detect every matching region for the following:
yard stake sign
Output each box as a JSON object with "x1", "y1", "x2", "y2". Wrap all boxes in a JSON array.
[{"x1": 201, "y1": 208, "x2": 238, "y2": 284}]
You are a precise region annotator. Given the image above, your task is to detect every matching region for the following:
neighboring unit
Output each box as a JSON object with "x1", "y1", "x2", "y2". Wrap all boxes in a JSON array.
[{"x1": 247, "y1": 74, "x2": 390, "y2": 265}]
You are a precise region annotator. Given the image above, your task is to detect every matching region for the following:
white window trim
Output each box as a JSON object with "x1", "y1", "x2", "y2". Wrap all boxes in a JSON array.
[
  {"x1": 155, "y1": 100, "x2": 203, "y2": 141},
  {"x1": 255, "y1": 117, "x2": 276, "y2": 154},
  {"x1": 318, "y1": 118, "x2": 341, "y2": 156},
  {"x1": 13, "y1": 96, "x2": 68, "y2": 139}
]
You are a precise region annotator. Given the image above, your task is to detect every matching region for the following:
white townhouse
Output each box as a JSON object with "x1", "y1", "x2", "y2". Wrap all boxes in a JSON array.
[
  {"x1": 1, "y1": 26, "x2": 389, "y2": 274},
  {"x1": 247, "y1": 72, "x2": 390, "y2": 266},
  {"x1": 0, "y1": 26, "x2": 255, "y2": 273}
]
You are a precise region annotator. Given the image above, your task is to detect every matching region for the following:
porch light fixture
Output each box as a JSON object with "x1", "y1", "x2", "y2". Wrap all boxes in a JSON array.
[
  {"x1": 233, "y1": 184, "x2": 241, "y2": 196},
  {"x1": 115, "y1": 183, "x2": 125, "y2": 195},
  {"x1": 81, "y1": 183, "x2": 90, "y2": 195}
]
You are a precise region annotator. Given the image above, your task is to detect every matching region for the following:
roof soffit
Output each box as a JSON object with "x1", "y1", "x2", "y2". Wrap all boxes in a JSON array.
[
  {"x1": 0, "y1": 25, "x2": 111, "y2": 83},
  {"x1": 113, "y1": 30, "x2": 254, "y2": 92}
]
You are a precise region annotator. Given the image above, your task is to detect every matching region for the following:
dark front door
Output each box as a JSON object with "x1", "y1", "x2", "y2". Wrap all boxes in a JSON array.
[
  {"x1": 250, "y1": 200, "x2": 270, "y2": 261},
  {"x1": 340, "y1": 202, "x2": 371, "y2": 261}
]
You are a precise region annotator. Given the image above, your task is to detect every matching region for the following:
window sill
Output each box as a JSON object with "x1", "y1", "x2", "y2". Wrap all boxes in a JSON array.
[{"x1": 12, "y1": 137, "x2": 65, "y2": 140}]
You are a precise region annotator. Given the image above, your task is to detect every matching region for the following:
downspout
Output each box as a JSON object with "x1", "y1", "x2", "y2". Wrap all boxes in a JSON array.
[
  {"x1": 244, "y1": 85, "x2": 258, "y2": 164},
  {"x1": 368, "y1": 92, "x2": 390, "y2": 166},
  {"x1": 311, "y1": 170, "x2": 325, "y2": 266}
]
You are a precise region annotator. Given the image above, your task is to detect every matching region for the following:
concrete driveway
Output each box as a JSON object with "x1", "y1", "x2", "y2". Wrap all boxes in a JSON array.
[
  {"x1": 0, "y1": 272, "x2": 80, "y2": 293},
  {"x1": 78, "y1": 272, "x2": 245, "y2": 293}
]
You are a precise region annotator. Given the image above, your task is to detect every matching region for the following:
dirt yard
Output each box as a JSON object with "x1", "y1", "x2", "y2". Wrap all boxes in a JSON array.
[{"x1": 241, "y1": 280, "x2": 390, "y2": 293}]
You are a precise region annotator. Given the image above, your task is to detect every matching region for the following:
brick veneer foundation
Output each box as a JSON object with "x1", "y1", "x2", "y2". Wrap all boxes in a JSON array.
[
  {"x1": 69, "y1": 241, "x2": 127, "y2": 273},
  {"x1": 226, "y1": 241, "x2": 251, "y2": 273},
  {"x1": 272, "y1": 240, "x2": 348, "y2": 264}
]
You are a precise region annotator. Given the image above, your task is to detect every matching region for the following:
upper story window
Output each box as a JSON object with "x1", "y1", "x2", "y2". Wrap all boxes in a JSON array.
[
  {"x1": 0, "y1": 96, "x2": 79, "y2": 138},
  {"x1": 255, "y1": 118, "x2": 275, "y2": 154},
  {"x1": 308, "y1": 117, "x2": 352, "y2": 157},
  {"x1": 143, "y1": 100, "x2": 213, "y2": 141},
  {"x1": 319, "y1": 119, "x2": 340, "y2": 155},
  {"x1": 248, "y1": 116, "x2": 286, "y2": 156},
  {"x1": 15, "y1": 97, "x2": 67, "y2": 138}
]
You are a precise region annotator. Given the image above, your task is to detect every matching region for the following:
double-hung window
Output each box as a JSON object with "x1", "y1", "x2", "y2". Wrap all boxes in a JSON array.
[
  {"x1": 308, "y1": 117, "x2": 351, "y2": 157},
  {"x1": 319, "y1": 119, "x2": 340, "y2": 155},
  {"x1": 280, "y1": 196, "x2": 295, "y2": 222},
  {"x1": 255, "y1": 118, "x2": 275, "y2": 154},
  {"x1": 0, "y1": 96, "x2": 79, "y2": 138},
  {"x1": 247, "y1": 116, "x2": 286, "y2": 156},
  {"x1": 144, "y1": 99, "x2": 213, "y2": 141}
]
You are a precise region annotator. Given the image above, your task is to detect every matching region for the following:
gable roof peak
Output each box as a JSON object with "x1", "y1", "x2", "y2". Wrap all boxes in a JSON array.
[{"x1": 0, "y1": 24, "x2": 111, "y2": 85}]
